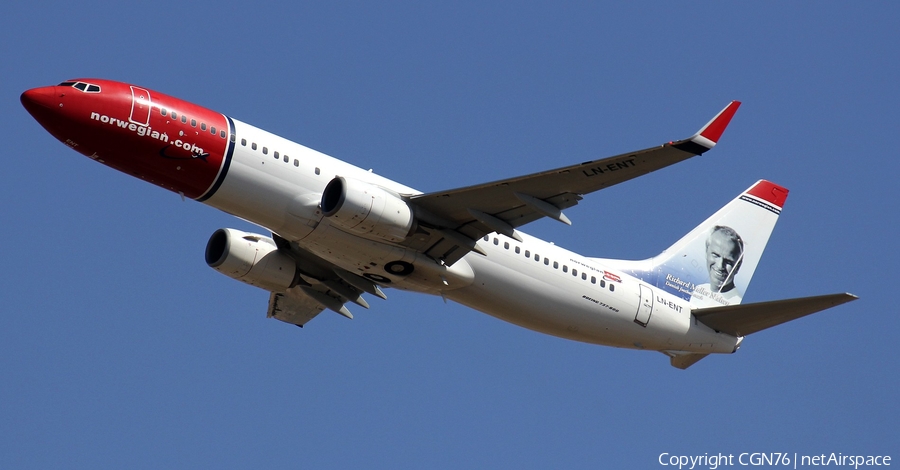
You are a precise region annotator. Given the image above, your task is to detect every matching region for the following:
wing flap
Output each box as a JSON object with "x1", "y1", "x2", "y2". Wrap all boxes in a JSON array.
[
  {"x1": 267, "y1": 234, "x2": 388, "y2": 326},
  {"x1": 267, "y1": 289, "x2": 326, "y2": 327},
  {"x1": 693, "y1": 293, "x2": 858, "y2": 337}
]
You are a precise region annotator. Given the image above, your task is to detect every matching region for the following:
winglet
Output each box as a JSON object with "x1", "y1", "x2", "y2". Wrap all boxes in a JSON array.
[{"x1": 690, "y1": 100, "x2": 741, "y2": 150}]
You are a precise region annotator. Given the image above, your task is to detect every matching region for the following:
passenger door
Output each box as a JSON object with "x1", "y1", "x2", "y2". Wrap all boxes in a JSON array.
[
  {"x1": 129, "y1": 86, "x2": 152, "y2": 126},
  {"x1": 634, "y1": 284, "x2": 654, "y2": 326}
]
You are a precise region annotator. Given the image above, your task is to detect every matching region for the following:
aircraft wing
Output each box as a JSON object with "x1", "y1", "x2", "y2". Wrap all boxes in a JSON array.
[
  {"x1": 693, "y1": 293, "x2": 858, "y2": 337},
  {"x1": 266, "y1": 233, "x2": 389, "y2": 326},
  {"x1": 405, "y1": 101, "x2": 741, "y2": 265}
]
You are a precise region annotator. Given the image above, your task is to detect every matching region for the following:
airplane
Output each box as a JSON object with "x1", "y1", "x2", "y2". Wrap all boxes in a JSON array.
[{"x1": 21, "y1": 79, "x2": 857, "y2": 369}]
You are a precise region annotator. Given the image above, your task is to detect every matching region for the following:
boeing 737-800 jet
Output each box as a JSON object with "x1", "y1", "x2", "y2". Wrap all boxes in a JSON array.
[{"x1": 21, "y1": 79, "x2": 856, "y2": 369}]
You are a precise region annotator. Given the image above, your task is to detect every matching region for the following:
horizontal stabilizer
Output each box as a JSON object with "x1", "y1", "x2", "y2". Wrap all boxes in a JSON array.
[{"x1": 693, "y1": 293, "x2": 857, "y2": 337}]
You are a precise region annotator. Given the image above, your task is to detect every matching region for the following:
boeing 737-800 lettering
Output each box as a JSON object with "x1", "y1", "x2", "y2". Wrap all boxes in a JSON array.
[{"x1": 21, "y1": 79, "x2": 856, "y2": 369}]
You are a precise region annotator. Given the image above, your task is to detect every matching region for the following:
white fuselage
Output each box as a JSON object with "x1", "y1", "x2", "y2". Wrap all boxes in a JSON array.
[{"x1": 206, "y1": 118, "x2": 739, "y2": 354}]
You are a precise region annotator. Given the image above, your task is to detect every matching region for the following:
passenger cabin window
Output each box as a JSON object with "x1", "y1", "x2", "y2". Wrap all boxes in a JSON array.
[
  {"x1": 251, "y1": 143, "x2": 257, "y2": 150},
  {"x1": 591, "y1": 276, "x2": 596, "y2": 284},
  {"x1": 211, "y1": 126, "x2": 216, "y2": 135},
  {"x1": 524, "y1": 250, "x2": 530, "y2": 257},
  {"x1": 262, "y1": 147, "x2": 268, "y2": 155},
  {"x1": 201, "y1": 123, "x2": 207, "y2": 131},
  {"x1": 241, "y1": 138, "x2": 247, "y2": 146},
  {"x1": 515, "y1": 246, "x2": 520, "y2": 254},
  {"x1": 181, "y1": 115, "x2": 187, "y2": 124},
  {"x1": 544, "y1": 258, "x2": 550, "y2": 266},
  {"x1": 283, "y1": 155, "x2": 289, "y2": 163},
  {"x1": 504, "y1": 242, "x2": 509, "y2": 249},
  {"x1": 191, "y1": 119, "x2": 197, "y2": 127},
  {"x1": 553, "y1": 261, "x2": 558, "y2": 269},
  {"x1": 274, "y1": 151, "x2": 280, "y2": 159},
  {"x1": 221, "y1": 130, "x2": 227, "y2": 138},
  {"x1": 293, "y1": 159, "x2": 299, "y2": 167},
  {"x1": 161, "y1": 108, "x2": 168, "y2": 116},
  {"x1": 315, "y1": 167, "x2": 320, "y2": 175},
  {"x1": 171, "y1": 111, "x2": 177, "y2": 120}
]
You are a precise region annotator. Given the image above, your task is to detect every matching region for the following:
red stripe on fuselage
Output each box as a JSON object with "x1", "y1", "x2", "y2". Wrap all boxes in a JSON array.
[{"x1": 22, "y1": 79, "x2": 229, "y2": 199}]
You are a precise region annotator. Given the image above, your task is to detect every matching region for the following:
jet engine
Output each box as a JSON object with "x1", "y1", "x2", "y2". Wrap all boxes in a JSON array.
[
  {"x1": 205, "y1": 228, "x2": 299, "y2": 291},
  {"x1": 320, "y1": 176, "x2": 415, "y2": 243}
]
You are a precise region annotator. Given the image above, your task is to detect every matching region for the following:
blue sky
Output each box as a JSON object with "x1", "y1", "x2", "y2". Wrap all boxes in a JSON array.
[{"x1": 2, "y1": 2, "x2": 897, "y2": 468}]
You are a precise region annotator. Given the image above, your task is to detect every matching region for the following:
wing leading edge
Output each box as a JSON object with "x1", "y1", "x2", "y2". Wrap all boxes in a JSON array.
[{"x1": 406, "y1": 101, "x2": 742, "y2": 265}]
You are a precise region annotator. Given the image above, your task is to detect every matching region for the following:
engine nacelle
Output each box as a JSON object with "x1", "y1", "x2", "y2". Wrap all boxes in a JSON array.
[
  {"x1": 320, "y1": 176, "x2": 415, "y2": 243},
  {"x1": 205, "y1": 228, "x2": 299, "y2": 291}
]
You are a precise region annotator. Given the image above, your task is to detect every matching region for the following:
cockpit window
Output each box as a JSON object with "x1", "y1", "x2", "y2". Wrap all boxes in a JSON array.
[{"x1": 58, "y1": 81, "x2": 101, "y2": 93}]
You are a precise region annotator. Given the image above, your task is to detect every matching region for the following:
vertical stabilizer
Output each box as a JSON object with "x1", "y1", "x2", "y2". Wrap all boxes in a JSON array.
[{"x1": 596, "y1": 180, "x2": 788, "y2": 307}]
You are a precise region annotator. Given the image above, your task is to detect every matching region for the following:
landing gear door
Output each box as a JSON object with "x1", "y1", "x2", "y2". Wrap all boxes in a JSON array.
[
  {"x1": 634, "y1": 284, "x2": 654, "y2": 327},
  {"x1": 129, "y1": 86, "x2": 152, "y2": 126}
]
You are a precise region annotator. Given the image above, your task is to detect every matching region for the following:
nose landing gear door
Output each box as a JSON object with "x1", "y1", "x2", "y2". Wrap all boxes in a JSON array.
[{"x1": 634, "y1": 284, "x2": 654, "y2": 327}]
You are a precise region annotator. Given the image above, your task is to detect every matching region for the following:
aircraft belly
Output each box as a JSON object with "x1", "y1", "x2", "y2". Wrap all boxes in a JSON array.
[
  {"x1": 288, "y1": 222, "x2": 473, "y2": 293},
  {"x1": 202, "y1": 149, "x2": 325, "y2": 240},
  {"x1": 203, "y1": 155, "x2": 281, "y2": 218},
  {"x1": 448, "y1": 253, "x2": 739, "y2": 353},
  {"x1": 446, "y1": 254, "x2": 639, "y2": 348}
]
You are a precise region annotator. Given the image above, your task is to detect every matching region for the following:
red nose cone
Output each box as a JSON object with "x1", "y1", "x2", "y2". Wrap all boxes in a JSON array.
[
  {"x1": 21, "y1": 86, "x2": 59, "y2": 113},
  {"x1": 21, "y1": 86, "x2": 65, "y2": 132}
]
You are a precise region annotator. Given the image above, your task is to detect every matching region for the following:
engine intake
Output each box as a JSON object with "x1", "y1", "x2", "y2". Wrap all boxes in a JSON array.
[
  {"x1": 205, "y1": 228, "x2": 299, "y2": 291},
  {"x1": 321, "y1": 176, "x2": 414, "y2": 243}
]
